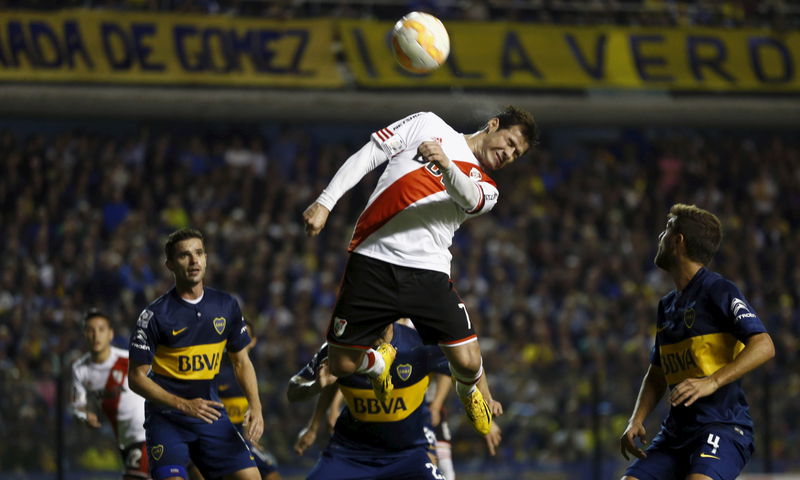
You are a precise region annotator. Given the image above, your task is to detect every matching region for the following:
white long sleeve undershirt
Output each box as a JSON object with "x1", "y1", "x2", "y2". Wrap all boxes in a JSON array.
[
  {"x1": 316, "y1": 141, "x2": 387, "y2": 211},
  {"x1": 440, "y1": 160, "x2": 482, "y2": 212},
  {"x1": 316, "y1": 138, "x2": 482, "y2": 214}
]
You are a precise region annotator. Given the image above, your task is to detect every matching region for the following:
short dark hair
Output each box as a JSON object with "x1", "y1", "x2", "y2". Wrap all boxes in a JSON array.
[
  {"x1": 492, "y1": 105, "x2": 539, "y2": 150},
  {"x1": 669, "y1": 203, "x2": 722, "y2": 265},
  {"x1": 83, "y1": 308, "x2": 112, "y2": 329},
  {"x1": 165, "y1": 228, "x2": 204, "y2": 261}
]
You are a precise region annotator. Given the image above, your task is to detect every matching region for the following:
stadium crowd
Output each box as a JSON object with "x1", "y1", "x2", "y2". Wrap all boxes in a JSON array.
[
  {"x1": 1, "y1": 0, "x2": 798, "y2": 28},
  {"x1": 0, "y1": 121, "x2": 798, "y2": 476}
]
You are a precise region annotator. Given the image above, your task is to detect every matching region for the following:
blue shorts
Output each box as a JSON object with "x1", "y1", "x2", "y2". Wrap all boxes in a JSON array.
[
  {"x1": 624, "y1": 424, "x2": 754, "y2": 480},
  {"x1": 144, "y1": 410, "x2": 256, "y2": 480},
  {"x1": 307, "y1": 445, "x2": 443, "y2": 480},
  {"x1": 204, "y1": 424, "x2": 279, "y2": 480},
  {"x1": 234, "y1": 423, "x2": 279, "y2": 477}
]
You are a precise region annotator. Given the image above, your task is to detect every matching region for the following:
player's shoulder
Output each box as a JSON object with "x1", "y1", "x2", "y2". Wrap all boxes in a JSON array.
[
  {"x1": 659, "y1": 289, "x2": 679, "y2": 306},
  {"x1": 701, "y1": 268, "x2": 731, "y2": 288},
  {"x1": 203, "y1": 286, "x2": 238, "y2": 306},
  {"x1": 699, "y1": 268, "x2": 742, "y2": 298},
  {"x1": 72, "y1": 352, "x2": 93, "y2": 372},
  {"x1": 391, "y1": 111, "x2": 453, "y2": 132},
  {"x1": 110, "y1": 345, "x2": 130, "y2": 359},
  {"x1": 145, "y1": 289, "x2": 174, "y2": 315}
]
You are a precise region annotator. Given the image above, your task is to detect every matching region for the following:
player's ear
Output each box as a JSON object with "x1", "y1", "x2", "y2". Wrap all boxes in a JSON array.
[
  {"x1": 674, "y1": 233, "x2": 686, "y2": 253},
  {"x1": 485, "y1": 117, "x2": 500, "y2": 134}
]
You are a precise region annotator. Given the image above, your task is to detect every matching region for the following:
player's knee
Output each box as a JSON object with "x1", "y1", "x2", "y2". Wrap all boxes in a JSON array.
[
  {"x1": 451, "y1": 359, "x2": 481, "y2": 378},
  {"x1": 449, "y1": 351, "x2": 482, "y2": 376}
]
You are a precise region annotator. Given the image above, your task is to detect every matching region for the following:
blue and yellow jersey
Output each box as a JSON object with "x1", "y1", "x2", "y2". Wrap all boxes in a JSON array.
[
  {"x1": 217, "y1": 358, "x2": 249, "y2": 425},
  {"x1": 651, "y1": 267, "x2": 767, "y2": 438},
  {"x1": 295, "y1": 324, "x2": 449, "y2": 453},
  {"x1": 129, "y1": 287, "x2": 250, "y2": 421}
]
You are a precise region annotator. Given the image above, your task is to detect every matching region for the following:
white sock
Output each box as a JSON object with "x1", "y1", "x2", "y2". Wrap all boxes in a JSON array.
[
  {"x1": 450, "y1": 361, "x2": 483, "y2": 400},
  {"x1": 436, "y1": 441, "x2": 455, "y2": 480},
  {"x1": 455, "y1": 380, "x2": 476, "y2": 399},
  {"x1": 356, "y1": 348, "x2": 384, "y2": 377}
]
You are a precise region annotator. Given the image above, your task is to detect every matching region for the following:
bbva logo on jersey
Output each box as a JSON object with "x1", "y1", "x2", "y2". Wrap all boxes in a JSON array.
[{"x1": 178, "y1": 352, "x2": 221, "y2": 373}]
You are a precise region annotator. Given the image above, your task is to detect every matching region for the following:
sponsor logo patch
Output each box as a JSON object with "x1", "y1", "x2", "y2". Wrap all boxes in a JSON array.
[
  {"x1": 137, "y1": 309, "x2": 153, "y2": 328},
  {"x1": 134, "y1": 329, "x2": 147, "y2": 343},
  {"x1": 730, "y1": 298, "x2": 755, "y2": 322},
  {"x1": 469, "y1": 167, "x2": 482, "y2": 181}
]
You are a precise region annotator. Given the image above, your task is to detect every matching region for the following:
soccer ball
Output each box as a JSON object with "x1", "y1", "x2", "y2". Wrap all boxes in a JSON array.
[{"x1": 391, "y1": 11, "x2": 450, "y2": 73}]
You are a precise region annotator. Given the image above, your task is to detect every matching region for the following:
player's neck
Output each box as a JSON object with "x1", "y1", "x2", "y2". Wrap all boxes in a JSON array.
[
  {"x1": 464, "y1": 132, "x2": 483, "y2": 157},
  {"x1": 176, "y1": 282, "x2": 204, "y2": 300},
  {"x1": 670, "y1": 260, "x2": 703, "y2": 291},
  {"x1": 91, "y1": 347, "x2": 112, "y2": 364}
]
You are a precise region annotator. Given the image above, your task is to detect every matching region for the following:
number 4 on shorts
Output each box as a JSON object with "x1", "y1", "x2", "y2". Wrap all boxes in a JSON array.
[{"x1": 707, "y1": 433, "x2": 721, "y2": 454}]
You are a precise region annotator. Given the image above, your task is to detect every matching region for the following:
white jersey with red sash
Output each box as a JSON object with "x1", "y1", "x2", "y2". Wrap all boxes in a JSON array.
[
  {"x1": 317, "y1": 112, "x2": 499, "y2": 276},
  {"x1": 72, "y1": 346, "x2": 146, "y2": 449}
]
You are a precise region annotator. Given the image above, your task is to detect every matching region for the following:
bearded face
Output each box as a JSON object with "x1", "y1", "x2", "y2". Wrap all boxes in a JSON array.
[{"x1": 654, "y1": 217, "x2": 678, "y2": 270}]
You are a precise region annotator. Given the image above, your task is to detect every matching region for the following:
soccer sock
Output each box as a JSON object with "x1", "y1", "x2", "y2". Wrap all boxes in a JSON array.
[
  {"x1": 436, "y1": 441, "x2": 455, "y2": 480},
  {"x1": 356, "y1": 348, "x2": 385, "y2": 377},
  {"x1": 450, "y1": 360, "x2": 483, "y2": 400}
]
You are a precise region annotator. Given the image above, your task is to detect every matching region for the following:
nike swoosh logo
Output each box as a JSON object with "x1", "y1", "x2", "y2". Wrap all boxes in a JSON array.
[
  {"x1": 172, "y1": 327, "x2": 188, "y2": 336},
  {"x1": 700, "y1": 453, "x2": 720, "y2": 459},
  {"x1": 656, "y1": 324, "x2": 668, "y2": 332}
]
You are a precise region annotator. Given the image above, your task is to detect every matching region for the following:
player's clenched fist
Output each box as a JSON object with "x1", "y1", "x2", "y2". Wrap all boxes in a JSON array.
[
  {"x1": 417, "y1": 141, "x2": 451, "y2": 169},
  {"x1": 303, "y1": 202, "x2": 330, "y2": 237}
]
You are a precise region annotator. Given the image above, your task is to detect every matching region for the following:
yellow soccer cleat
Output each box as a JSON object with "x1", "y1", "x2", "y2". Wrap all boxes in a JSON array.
[
  {"x1": 463, "y1": 388, "x2": 493, "y2": 435},
  {"x1": 369, "y1": 343, "x2": 397, "y2": 403}
]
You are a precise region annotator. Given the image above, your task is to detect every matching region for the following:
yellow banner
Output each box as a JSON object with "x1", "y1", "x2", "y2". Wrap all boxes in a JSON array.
[
  {"x1": 0, "y1": 10, "x2": 343, "y2": 87},
  {"x1": 340, "y1": 21, "x2": 800, "y2": 91}
]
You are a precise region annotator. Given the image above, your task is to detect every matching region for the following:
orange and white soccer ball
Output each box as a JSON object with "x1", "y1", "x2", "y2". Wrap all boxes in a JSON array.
[{"x1": 391, "y1": 11, "x2": 450, "y2": 73}]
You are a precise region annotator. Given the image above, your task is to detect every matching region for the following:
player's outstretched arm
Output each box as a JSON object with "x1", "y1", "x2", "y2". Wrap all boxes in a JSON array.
[
  {"x1": 228, "y1": 348, "x2": 264, "y2": 444},
  {"x1": 294, "y1": 384, "x2": 339, "y2": 455},
  {"x1": 620, "y1": 363, "x2": 667, "y2": 460},
  {"x1": 304, "y1": 140, "x2": 388, "y2": 237},
  {"x1": 670, "y1": 332, "x2": 775, "y2": 408},
  {"x1": 128, "y1": 361, "x2": 223, "y2": 424},
  {"x1": 302, "y1": 202, "x2": 331, "y2": 237}
]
